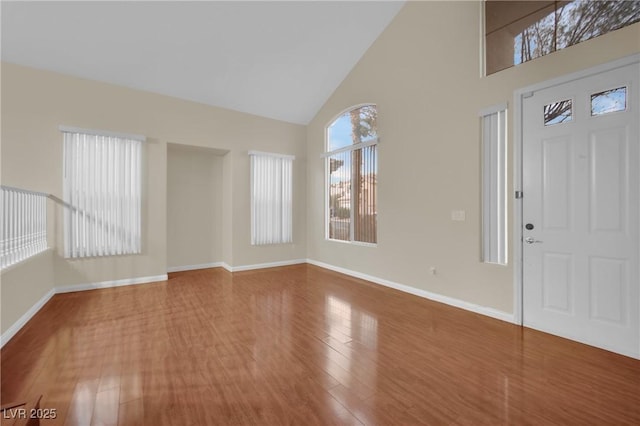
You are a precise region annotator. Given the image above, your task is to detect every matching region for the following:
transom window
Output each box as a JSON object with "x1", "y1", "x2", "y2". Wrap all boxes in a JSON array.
[
  {"x1": 485, "y1": 0, "x2": 640, "y2": 75},
  {"x1": 325, "y1": 105, "x2": 378, "y2": 244}
]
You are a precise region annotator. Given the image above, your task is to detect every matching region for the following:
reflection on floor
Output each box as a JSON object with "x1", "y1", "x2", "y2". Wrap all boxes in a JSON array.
[{"x1": 2, "y1": 264, "x2": 639, "y2": 425}]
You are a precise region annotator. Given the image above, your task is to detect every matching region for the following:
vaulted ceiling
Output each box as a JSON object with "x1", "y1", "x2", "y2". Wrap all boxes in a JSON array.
[{"x1": 1, "y1": 1, "x2": 405, "y2": 124}]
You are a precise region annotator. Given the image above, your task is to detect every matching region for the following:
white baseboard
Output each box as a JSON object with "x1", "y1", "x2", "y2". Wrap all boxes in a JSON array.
[
  {"x1": 306, "y1": 259, "x2": 515, "y2": 324},
  {"x1": 1, "y1": 288, "x2": 55, "y2": 348},
  {"x1": 56, "y1": 274, "x2": 168, "y2": 294},
  {"x1": 2, "y1": 274, "x2": 168, "y2": 347},
  {"x1": 2, "y1": 258, "x2": 515, "y2": 350},
  {"x1": 167, "y1": 262, "x2": 223, "y2": 273},
  {"x1": 225, "y1": 258, "x2": 307, "y2": 272}
]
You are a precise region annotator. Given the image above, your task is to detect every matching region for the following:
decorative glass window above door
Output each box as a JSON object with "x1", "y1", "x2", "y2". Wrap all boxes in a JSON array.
[{"x1": 485, "y1": 1, "x2": 640, "y2": 75}]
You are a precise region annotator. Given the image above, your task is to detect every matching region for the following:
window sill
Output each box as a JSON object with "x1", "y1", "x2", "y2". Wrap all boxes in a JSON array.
[{"x1": 325, "y1": 238, "x2": 377, "y2": 248}]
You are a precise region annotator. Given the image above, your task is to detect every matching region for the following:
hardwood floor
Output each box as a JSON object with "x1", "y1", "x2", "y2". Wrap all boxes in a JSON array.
[{"x1": 2, "y1": 264, "x2": 639, "y2": 425}]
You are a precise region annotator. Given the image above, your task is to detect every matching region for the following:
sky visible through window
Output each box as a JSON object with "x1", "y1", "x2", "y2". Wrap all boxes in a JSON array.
[
  {"x1": 591, "y1": 87, "x2": 626, "y2": 116},
  {"x1": 328, "y1": 114, "x2": 378, "y2": 151},
  {"x1": 327, "y1": 114, "x2": 353, "y2": 152},
  {"x1": 327, "y1": 109, "x2": 378, "y2": 184},
  {"x1": 543, "y1": 86, "x2": 627, "y2": 126},
  {"x1": 327, "y1": 105, "x2": 378, "y2": 243}
]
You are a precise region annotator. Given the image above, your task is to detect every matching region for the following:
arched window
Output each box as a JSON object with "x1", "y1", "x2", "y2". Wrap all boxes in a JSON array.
[{"x1": 324, "y1": 104, "x2": 378, "y2": 244}]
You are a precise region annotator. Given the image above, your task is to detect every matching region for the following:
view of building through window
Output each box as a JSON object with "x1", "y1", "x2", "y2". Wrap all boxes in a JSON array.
[
  {"x1": 486, "y1": 0, "x2": 640, "y2": 75},
  {"x1": 326, "y1": 105, "x2": 378, "y2": 244}
]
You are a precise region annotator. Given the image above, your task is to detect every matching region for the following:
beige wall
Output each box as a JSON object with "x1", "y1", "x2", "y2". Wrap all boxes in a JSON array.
[
  {"x1": 3, "y1": 0, "x2": 639, "y2": 336},
  {"x1": 306, "y1": 1, "x2": 640, "y2": 314},
  {"x1": 167, "y1": 144, "x2": 225, "y2": 269},
  {"x1": 1, "y1": 63, "x2": 306, "y2": 334},
  {"x1": 1, "y1": 250, "x2": 54, "y2": 335}
]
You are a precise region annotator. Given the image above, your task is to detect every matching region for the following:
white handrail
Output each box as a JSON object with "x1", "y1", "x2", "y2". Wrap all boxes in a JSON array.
[
  {"x1": 0, "y1": 185, "x2": 49, "y2": 270},
  {"x1": 0, "y1": 185, "x2": 49, "y2": 197}
]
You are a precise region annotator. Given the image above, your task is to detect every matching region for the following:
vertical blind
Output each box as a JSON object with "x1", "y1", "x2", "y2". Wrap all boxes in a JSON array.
[
  {"x1": 250, "y1": 151, "x2": 294, "y2": 245},
  {"x1": 481, "y1": 105, "x2": 507, "y2": 265},
  {"x1": 325, "y1": 104, "x2": 378, "y2": 245},
  {"x1": 0, "y1": 186, "x2": 48, "y2": 269},
  {"x1": 63, "y1": 129, "x2": 143, "y2": 258},
  {"x1": 352, "y1": 144, "x2": 377, "y2": 244},
  {"x1": 327, "y1": 145, "x2": 377, "y2": 243}
]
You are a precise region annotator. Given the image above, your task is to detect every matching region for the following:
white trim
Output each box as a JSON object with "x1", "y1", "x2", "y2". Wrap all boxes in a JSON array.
[
  {"x1": 324, "y1": 148, "x2": 330, "y2": 241},
  {"x1": 480, "y1": 106, "x2": 508, "y2": 265},
  {"x1": 513, "y1": 88, "x2": 524, "y2": 325},
  {"x1": 513, "y1": 54, "x2": 640, "y2": 99},
  {"x1": 248, "y1": 150, "x2": 295, "y2": 160},
  {"x1": 325, "y1": 103, "x2": 377, "y2": 140},
  {"x1": 320, "y1": 138, "x2": 379, "y2": 158},
  {"x1": 56, "y1": 274, "x2": 167, "y2": 294},
  {"x1": 307, "y1": 259, "x2": 515, "y2": 324},
  {"x1": 323, "y1": 104, "x2": 379, "y2": 245},
  {"x1": 167, "y1": 262, "x2": 223, "y2": 273},
  {"x1": 59, "y1": 125, "x2": 146, "y2": 142},
  {"x1": 325, "y1": 238, "x2": 377, "y2": 248},
  {"x1": 0, "y1": 185, "x2": 49, "y2": 198},
  {"x1": 225, "y1": 259, "x2": 306, "y2": 272},
  {"x1": 478, "y1": 102, "x2": 508, "y2": 118},
  {"x1": 324, "y1": 103, "x2": 378, "y2": 156},
  {"x1": 512, "y1": 53, "x2": 640, "y2": 326},
  {"x1": 1, "y1": 273, "x2": 167, "y2": 347},
  {"x1": 1, "y1": 288, "x2": 55, "y2": 348},
  {"x1": 1, "y1": 259, "x2": 516, "y2": 349},
  {"x1": 479, "y1": 0, "x2": 486, "y2": 78}
]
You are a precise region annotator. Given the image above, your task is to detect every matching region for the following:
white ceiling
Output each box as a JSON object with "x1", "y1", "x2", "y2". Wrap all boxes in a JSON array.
[{"x1": 1, "y1": 1, "x2": 404, "y2": 124}]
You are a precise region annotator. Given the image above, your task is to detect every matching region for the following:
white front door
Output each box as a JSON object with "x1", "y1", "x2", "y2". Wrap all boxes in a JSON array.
[{"x1": 522, "y1": 60, "x2": 640, "y2": 358}]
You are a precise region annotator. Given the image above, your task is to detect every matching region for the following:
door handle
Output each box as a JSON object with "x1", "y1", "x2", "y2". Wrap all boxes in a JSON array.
[{"x1": 524, "y1": 237, "x2": 543, "y2": 244}]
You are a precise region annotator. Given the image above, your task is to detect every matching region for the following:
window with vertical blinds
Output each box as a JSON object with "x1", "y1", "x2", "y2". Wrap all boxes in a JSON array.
[
  {"x1": 250, "y1": 151, "x2": 294, "y2": 245},
  {"x1": 325, "y1": 105, "x2": 378, "y2": 244},
  {"x1": 62, "y1": 128, "x2": 143, "y2": 258},
  {"x1": 480, "y1": 104, "x2": 507, "y2": 265}
]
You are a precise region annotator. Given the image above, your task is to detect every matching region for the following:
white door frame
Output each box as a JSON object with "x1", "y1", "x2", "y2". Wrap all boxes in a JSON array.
[{"x1": 512, "y1": 53, "x2": 640, "y2": 326}]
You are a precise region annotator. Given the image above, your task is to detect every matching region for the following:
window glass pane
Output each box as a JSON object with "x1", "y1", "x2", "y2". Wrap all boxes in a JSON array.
[
  {"x1": 544, "y1": 99, "x2": 572, "y2": 126},
  {"x1": 327, "y1": 114, "x2": 352, "y2": 152},
  {"x1": 481, "y1": 107, "x2": 507, "y2": 265},
  {"x1": 486, "y1": 2, "x2": 555, "y2": 74},
  {"x1": 63, "y1": 132, "x2": 142, "y2": 258},
  {"x1": 250, "y1": 154, "x2": 293, "y2": 245},
  {"x1": 591, "y1": 86, "x2": 627, "y2": 116},
  {"x1": 326, "y1": 105, "x2": 377, "y2": 244},
  {"x1": 328, "y1": 152, "x2": 351, "y2": 241},
  {"x1": 327, "y1": 105, "x2": 378, "y2": 151},
  {"x1": 486, "y1": 1, "x2": 640, "y2": 75}
]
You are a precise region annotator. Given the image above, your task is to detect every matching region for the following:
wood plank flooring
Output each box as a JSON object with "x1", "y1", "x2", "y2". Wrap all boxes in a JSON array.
[{"x1": 2, "y1": 264, "x2": 639, "y2": 425}]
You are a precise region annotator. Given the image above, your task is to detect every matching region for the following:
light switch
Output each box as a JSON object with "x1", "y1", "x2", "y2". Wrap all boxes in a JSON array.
[{"x1": 451, "y1": 210, "x2": 466, "y2": 221}]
